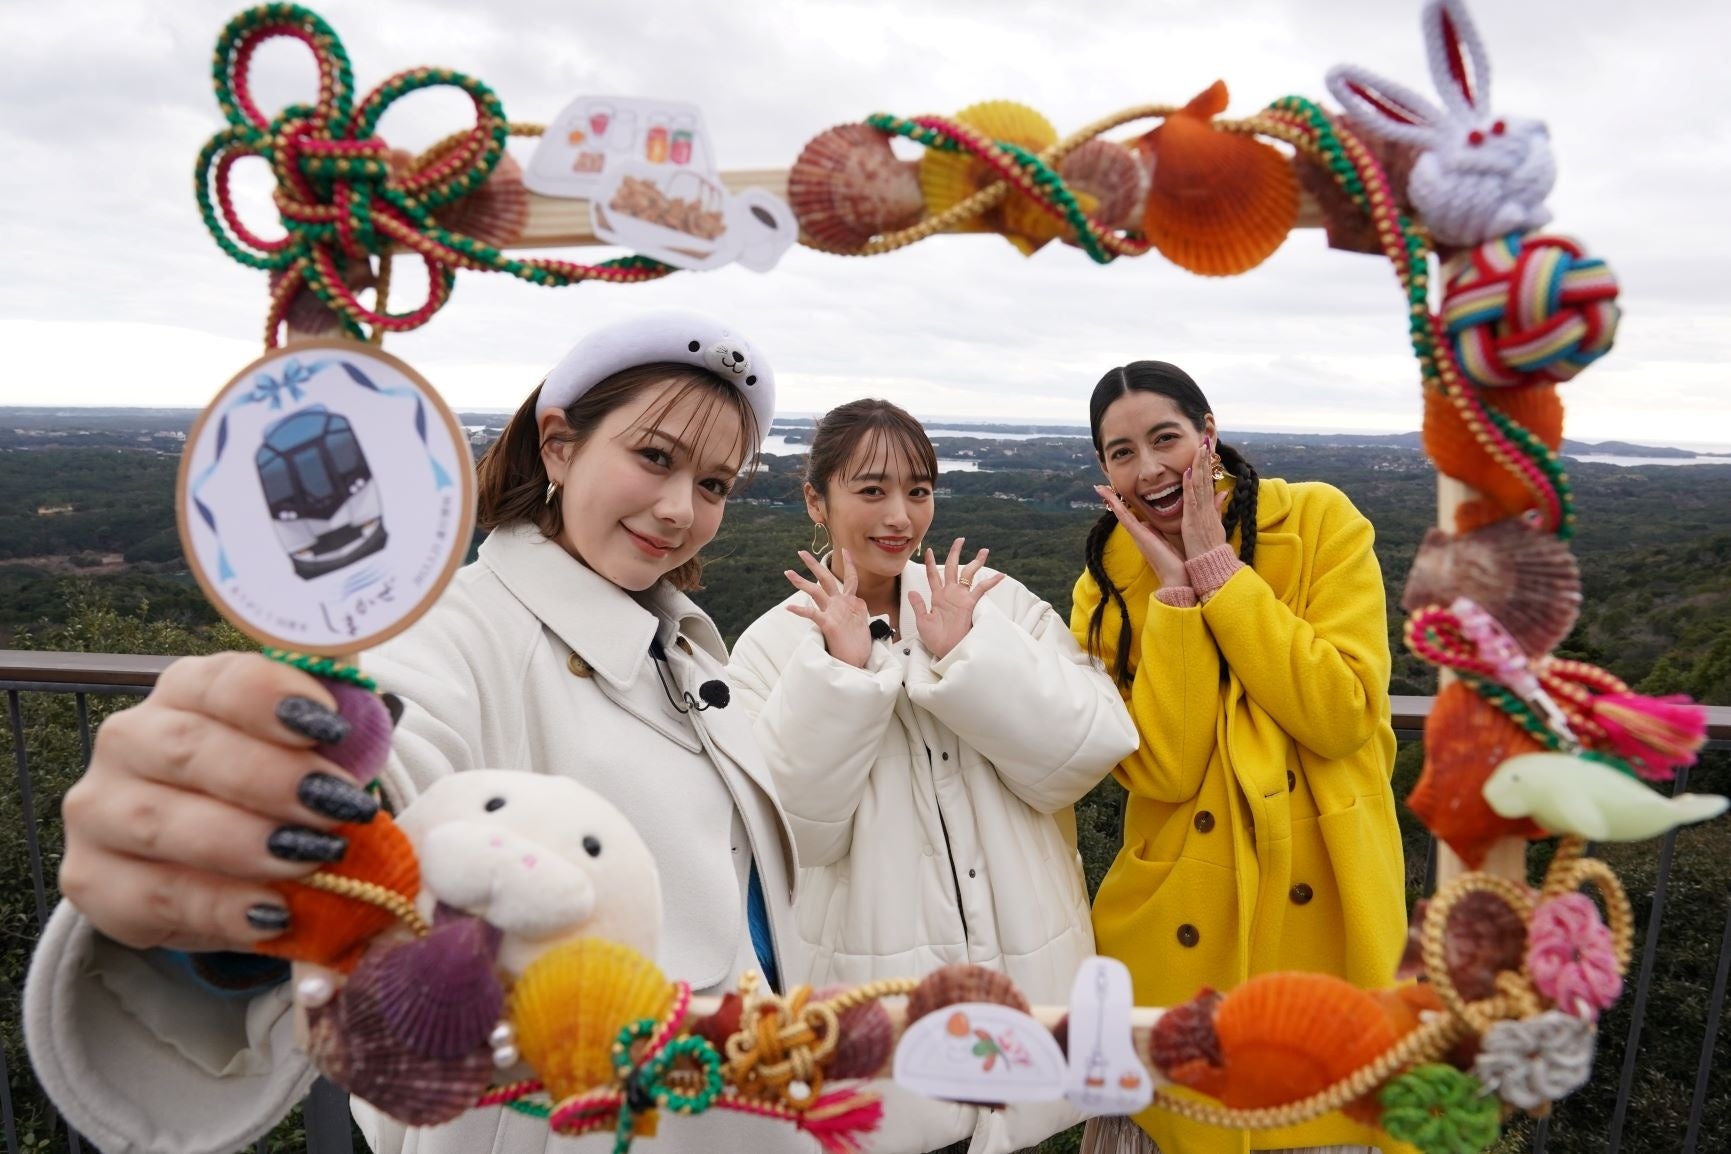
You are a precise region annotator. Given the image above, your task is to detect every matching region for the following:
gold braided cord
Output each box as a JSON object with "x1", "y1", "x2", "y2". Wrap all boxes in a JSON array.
[
  {"x1": 724, "y1": 978, "x2": 848, "y2": 1109},
  {"x1": 814, "y1": 977, "x2": 918, "y2": 1015},
  {"x1": 1422, "y1": 872, "x2": 1537, "y2": 1032},
  {"x1": 300, "y1": 871, "x2": 430, "y2": 937},
  {"x1": 368, "y1": 252, "x2": 392, "y2": 345},
  {"x1": 1153, "y1": 1012, "x2": 1470, "y2": 1129}
]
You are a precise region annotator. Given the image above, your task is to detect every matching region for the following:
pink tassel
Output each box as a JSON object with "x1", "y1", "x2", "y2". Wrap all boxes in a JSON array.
[
  {"x1": 1593, "y1": 693, "x2": 1708, "y2": 781},
  {"x1": 797, "y1": 1088, "x2": 885, "y2": 1154}
]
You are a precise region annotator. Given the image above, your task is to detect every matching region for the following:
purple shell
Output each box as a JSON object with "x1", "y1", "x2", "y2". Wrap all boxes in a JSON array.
[
  {"x1": 308, "y1": 974, "x2": 495, "y2": 1127},
  {"x1": 358, "y1": 917, "x2": 504, "y2": 1060},
  {"x1": 814, "y1": 984, "x2": 894, "y2": 1080},
  {"x1": 318, "y1": 678, "x2": 395, "y2": 782}
]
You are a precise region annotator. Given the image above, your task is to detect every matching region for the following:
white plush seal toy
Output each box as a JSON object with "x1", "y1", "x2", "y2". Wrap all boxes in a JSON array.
[{"x1": 394, "y1": 770, "x2": 663, "y2": 976}]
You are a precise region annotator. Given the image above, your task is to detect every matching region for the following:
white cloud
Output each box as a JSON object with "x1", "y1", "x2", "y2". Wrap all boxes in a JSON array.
[{"x1": 1, "y1": 0, "x2": 1727, "y2": 448}]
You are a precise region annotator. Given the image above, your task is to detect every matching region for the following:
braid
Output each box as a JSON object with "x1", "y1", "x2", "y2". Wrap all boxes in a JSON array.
[
  {"x1": 1217, "y1": 442, "x2": 1260, "y2": 567},
  {"x1": 1083, "y1": 511, "x2": 1135, "y2": 688}
]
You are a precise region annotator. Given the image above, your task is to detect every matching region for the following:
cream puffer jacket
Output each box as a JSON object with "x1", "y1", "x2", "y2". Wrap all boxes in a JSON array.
[{"x1": 727, "y1": 561, "x2": 1138, "y2": 1154}]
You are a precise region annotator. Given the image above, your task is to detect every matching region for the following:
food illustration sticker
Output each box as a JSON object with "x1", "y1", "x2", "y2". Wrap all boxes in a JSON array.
[
  {"x1": 591, "y1": 159, "x2": 797, "y2": 272},
  {"x1": 893, "y1": 1003, "x2": 1067, "y2": 1104},
  {"x1": 526, "y1": 95, "x2": 718, "y2": 200},
  {"x1": 1063, "y1": 957, "x2": 1154, "y2": 1115},
  {"x1": 177, "y1": 341, "x2": 475, "y2": 654}
]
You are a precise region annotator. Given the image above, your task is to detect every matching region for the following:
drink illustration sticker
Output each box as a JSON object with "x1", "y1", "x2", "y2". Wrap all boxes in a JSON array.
[
  {"x1": 526, "y1": 95, "x2": 718, "y2": 200},
  {"x1": 177, "y1": 341, "x2": 475, "y2": 654},
  {"x1": 1063, "y1": 957, "x2": 1154, "y2": 1116},
  {"x1": 893, "y1": 1003, "x2": 1067, "y2": 1104}
]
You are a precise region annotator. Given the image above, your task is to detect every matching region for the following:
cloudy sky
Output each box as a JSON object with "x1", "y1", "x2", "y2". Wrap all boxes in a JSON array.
[{"x1": 2, "y1": 0, "x2": 1727, "y2": 444}]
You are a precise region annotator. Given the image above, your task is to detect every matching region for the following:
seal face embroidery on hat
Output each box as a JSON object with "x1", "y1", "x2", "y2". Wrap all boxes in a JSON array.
[{"x1": 701, "y1": 338, "x2": 753, "y2": 383}]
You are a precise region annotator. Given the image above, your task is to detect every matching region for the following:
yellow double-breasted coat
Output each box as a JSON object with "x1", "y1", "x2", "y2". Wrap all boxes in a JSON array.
[{"x1": 1072, "y1": 478, "x2": 1410, "y2": 1153}]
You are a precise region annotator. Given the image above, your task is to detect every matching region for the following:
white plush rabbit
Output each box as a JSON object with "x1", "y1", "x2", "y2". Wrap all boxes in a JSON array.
[{"x1": 1326, "y1": 0, "x2": 1555, "y2": 248}]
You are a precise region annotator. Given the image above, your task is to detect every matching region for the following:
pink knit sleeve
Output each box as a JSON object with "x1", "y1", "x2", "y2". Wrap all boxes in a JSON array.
[
  {"x1": 1184, "y1": 544, "x2": 1244, "y2": 601},
  {"x1": 1155, "y1": 585, "x2": 1199, "y2": 608}
]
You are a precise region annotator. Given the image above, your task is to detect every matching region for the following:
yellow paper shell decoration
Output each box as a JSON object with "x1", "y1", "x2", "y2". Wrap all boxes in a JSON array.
[
  {"x1": 507, "y1": 938, "x2": 674, "y2": 1100},
  {"x1": 1138, "y1": 81, "x2": 1300, "y2": 276},
  {"x1": 920, "y1": 101, "x2": 1059, "y2": 255}
]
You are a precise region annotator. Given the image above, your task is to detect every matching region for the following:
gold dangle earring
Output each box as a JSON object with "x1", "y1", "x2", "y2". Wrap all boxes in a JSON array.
[{"x1": 810, "y1": 522, "x2": 830, "y2": 554}]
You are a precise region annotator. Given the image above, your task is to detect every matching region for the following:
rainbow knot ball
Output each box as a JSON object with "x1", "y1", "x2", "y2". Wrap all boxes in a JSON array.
[{"x1": 1443, "y1": 233, "x2": 1621, "y2": 389}]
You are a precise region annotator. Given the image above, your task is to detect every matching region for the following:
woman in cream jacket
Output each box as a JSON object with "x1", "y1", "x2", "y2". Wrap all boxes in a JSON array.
[
  {"x1": 728, "y1": 399, "x2": 1138, "y2": 1154},
  {"x1": 25, "y1": 313, "x2": 815, "y2": 1154}
]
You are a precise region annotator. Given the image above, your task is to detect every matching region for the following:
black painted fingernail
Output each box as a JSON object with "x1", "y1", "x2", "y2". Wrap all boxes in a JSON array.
[
  {"x1": 380, "y1": 692, "x2": 404, "y2": 728},
  {"x1": 268, "y1": 826, "x2": 348, "y2": 863},
  {"x1": 277, "y1": 696, "x2": 350, "y2": 745},
  {"x1": 298, "y1": 772, "x2": 379, "y2": 823},
  {"x1": 246, "y1": 903, "x2": 291, "y2": 933}
]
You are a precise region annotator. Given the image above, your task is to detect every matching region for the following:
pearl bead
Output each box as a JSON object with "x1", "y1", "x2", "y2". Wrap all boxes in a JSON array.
[
  {"x1": 296, "y1": 975, "x2": 335, "y2": 1008},
  {"x1": 493, "y1": 1044, "x2": 520, "y2": 1069},
  {"x1": 489, "y1": 1022, "x2": 516, "y2": 1049}
]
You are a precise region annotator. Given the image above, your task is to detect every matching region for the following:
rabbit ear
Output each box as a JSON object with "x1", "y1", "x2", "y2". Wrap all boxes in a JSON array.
[
  {"x1": 1326, "y1": 65, "x2": 1446, "y2": 150},
  {"x1": 1423, "y1": 0, "x2": 1492, "y2": 116}
]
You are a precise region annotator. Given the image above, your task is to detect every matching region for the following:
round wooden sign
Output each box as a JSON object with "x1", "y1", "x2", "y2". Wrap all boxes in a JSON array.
[{"x1": 176, "y1": 340, "x2": 476, "y2": 655}]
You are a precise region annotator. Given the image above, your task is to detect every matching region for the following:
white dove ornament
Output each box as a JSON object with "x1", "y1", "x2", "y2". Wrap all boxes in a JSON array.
[
  {"x1": 393, "y1": 771, "x2": 663, "y2": 976},
  {"x1": 1482, "y1": 752, "x2": 1729, "y2": 842}
]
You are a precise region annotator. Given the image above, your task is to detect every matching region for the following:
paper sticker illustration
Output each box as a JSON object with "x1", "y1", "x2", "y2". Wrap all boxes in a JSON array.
[
  {"x1": 893, "y1": 1003, "x2": 1067, "y2": 1104},
  {"x1": 256, "y1": 407, "x2": 389, "y2": 580},
  {"x1": 178, "y1": 342, "x2": 475, "y2": 654},
  {"x1": 526, "y1": 96, "x2": 717, "y2": 200},
  {"x1": 591, "y1": 160, "x2": 797, "y2": 272},
  {"x1": 1063, "y1": 957, "x2": 1154, "y2": 1116}
]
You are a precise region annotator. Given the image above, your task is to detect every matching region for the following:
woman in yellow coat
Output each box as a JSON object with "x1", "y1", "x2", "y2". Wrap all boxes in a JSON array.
[{"x1": 1070, "y1": 362, "x2": 1409, "y2": 1154}]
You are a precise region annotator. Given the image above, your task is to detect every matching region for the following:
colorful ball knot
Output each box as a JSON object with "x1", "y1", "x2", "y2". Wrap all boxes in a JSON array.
[{"x1": 1443, "y1": 233, "x2": 1621, "y2": 389}]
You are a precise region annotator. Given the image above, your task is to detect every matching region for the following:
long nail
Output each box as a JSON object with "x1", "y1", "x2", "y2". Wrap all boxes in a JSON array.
[
  {"x1": 298, "y1": 772, "x2": 379, "y2": 824},
  {"x1": 380, "y1": 692, "x2": 404, "y2": 728},
  {"x1": 247, "y1": 903, "x2": 291, "y2": 933},
  {"x1": 276, "y1": 697, "x2": 350, "y2": 745},
  {"x1": 268, "y1": 826, "x2": 348, "y2": 863}
]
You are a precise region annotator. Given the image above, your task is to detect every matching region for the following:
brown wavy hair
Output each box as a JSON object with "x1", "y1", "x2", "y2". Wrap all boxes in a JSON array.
[
  {"x1": 476, "y1": 363, "x2": 759, "y2": 591},
  {"x1": 804, "y1": 398, "x2": 938, "y2": 496}
]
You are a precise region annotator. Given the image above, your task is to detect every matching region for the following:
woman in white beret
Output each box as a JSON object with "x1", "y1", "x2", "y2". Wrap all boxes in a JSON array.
[{"x1": 26, "y1": 312, "x2": 815, "y2": 1154}]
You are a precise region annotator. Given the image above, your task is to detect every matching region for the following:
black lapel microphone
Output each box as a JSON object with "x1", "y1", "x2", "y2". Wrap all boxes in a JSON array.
[
  {"x1": 868, "y1": 618, "x2": 894, "y2": 642},
  {"x1": 648, "y1": 637, "x2": 731, "y2": 712}
]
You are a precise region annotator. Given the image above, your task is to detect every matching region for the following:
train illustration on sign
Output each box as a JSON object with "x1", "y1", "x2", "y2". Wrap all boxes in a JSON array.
[{"x1": 255, "y1": 406, "x2": 388, "y2": 580}]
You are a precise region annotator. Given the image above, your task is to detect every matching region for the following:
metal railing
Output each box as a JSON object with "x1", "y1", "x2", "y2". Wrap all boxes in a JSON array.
[{"x1": 3, "y1": 651, "x2": 1729, "y2": 1154}]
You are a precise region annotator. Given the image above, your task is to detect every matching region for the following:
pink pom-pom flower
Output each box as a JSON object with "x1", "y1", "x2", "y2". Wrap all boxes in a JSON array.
[{"x1": 1527, "y1": 893, "x2": 1623, "y2": 1020}]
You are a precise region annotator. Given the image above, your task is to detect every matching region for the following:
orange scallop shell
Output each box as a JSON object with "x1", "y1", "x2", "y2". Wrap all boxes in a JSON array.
[
  {"x1": 919, "y1": 101, "x2": 1059, "y2": 255},
  {"x1": 1203, "y1": 972, "x2": 1396, "y2": 1109},
  {"x1": 1407, "y1": 682, "x2": 1549, "y2": 867},
  {"x1": 1424, "y1": 383, "x2": 1565, "y2": 533},
  {"x1": 788, "y1": 124, "x2": 926, "y2": 250},
  {"x1": 1138, "y1": 81, "x2": 1299, "y2": 276},
  {"x1": 253, "y1": 811, "x2": 419, "y2": 973},
  {"x1": 432, "y1": 151, "x2": 531, "y2": 248}
]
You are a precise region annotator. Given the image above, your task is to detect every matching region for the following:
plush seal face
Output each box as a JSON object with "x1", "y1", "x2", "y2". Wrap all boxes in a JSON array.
[
  {"x1": 394, "y1": 771, "x2": 663, "y2": 975},
  {"x1": 698, "y1": 337, "x2": 758, "y2": 388}
]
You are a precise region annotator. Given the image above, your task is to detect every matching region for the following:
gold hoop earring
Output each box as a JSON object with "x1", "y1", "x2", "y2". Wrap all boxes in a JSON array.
[
  {"x1": 810, "y1": 522, "x2": 830, "y2": 554},
  {"x1": 544, "y1": 480, "x2": 561, "y2": 506}
]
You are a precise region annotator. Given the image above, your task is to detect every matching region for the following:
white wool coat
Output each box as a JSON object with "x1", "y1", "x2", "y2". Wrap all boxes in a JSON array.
[
  {"x1": 25, "y1": 523, "x2": 812, "y2": 1154},
  {"x1": 727, "y1": 562, "x2": 1138, "y2": 1154}
]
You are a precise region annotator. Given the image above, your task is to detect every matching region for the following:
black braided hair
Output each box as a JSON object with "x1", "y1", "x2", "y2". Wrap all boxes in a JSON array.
[
  {"x1": 1083, "y1": 362, "x2": 1263, "y2": 687},
  {"x1": 1083, "y1": 509, "x2": 1133, "y2": 687}
]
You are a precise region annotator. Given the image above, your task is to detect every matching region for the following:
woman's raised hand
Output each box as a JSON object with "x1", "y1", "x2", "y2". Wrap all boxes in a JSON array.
[
  {"x1": 908, "y1": 538, "x2": 1005, "y2": 661},
  {"x1": 58, "y1": 652, "x2": 380, "y2": 953},
  {"x1": 1095, "y1": 485, "x2": 1188, "y2": 589},
  {"x1": 1181, "y1": 436, "x2": 1231, "y2": 560},
  {"x1": 785, "y1": 548, "x2": 874, "y2": 668}
]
